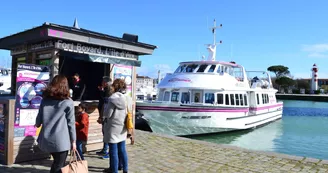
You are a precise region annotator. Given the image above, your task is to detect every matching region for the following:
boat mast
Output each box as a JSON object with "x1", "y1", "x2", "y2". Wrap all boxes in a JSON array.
[{"x1": 206, "y1": 19, "x2": 222, "y2": 61}]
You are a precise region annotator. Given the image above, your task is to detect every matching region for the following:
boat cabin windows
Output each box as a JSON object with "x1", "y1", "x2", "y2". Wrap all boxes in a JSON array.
[
  {"x1": 163, "y1": 91, "x2": 170, "y2": 101},
  {"x1": 221, "y1": 93, "x2": 247, "y2": 106},
  {"x1": 197, "y1": 64, "x2": 208, "y2": 73},
  {"x1": 181, "y1": 92, "x2": 190, "y2": 103},
  {"x1": 225, "y1": 94, "x2": 229, "y2": 105},
  {"x1": 205, "y1": 93, "x2": 215, "y2": 104},
  {"x1": 262, "y1": 93, "x2": 269, "y2": 104},
  {"x1": 256, "y1": 94, "x2": 260, "y2": 105},
  {"x1": 174, "y1": 65, "x2": 186, "y2": 73},
  {"x1": 244, "y1": 94, "x2": 248, "y2": 106},
  {"x1": 208, "y1": 65, "x2": 216, "y2": 73},
  {"x1": 171, "y1": 92, "x2": 180, "y2": 102},
  {"x1": 184, "y1": 64, "x2": 198, "y2": 73},
  {"x1": 217, "y1": 94, "x2": 224, "y2": 104},
  {"x1": 192, "y1": 91, "x2": 203, "y2": 103}
]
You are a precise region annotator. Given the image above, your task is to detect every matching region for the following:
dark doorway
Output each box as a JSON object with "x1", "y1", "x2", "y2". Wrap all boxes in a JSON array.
[{"x1": 59, "y1": 56, "x2": 109, "y2": 100}]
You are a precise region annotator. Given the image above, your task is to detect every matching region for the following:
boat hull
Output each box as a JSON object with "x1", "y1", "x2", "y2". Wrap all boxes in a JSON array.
[{"x1": 136, "y1": 102, "x2": 283, "y2": 136}]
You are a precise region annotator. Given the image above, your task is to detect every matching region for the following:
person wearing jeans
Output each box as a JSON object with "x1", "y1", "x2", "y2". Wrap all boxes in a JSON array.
[
  {"x1": 102, "y1": 79, "x2": 132, "y2": 173},
  {"x1": 109, "y1": 141, "x2": 128, "y2": 172},
  {"x1": 97, "y1": 76, "x2": 111, "y2": 158}
]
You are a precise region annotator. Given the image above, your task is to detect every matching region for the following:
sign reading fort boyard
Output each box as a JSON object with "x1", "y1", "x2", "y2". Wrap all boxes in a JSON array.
[{"x1": 55, "y1": 40, "x2": 138, "y2": 59}]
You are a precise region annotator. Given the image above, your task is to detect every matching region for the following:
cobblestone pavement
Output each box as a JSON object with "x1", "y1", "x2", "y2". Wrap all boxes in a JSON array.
[{"x1": 1, "y1": 130, "x2": 328, "y2": 173}]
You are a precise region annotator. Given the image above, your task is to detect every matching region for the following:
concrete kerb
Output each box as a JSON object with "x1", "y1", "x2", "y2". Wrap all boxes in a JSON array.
[{"x1": 137, "y1": 130, "x2": 326, "y2": 164}]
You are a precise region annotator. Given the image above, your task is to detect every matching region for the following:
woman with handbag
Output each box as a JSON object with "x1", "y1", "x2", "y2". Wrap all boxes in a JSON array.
[
  {"x1": 102, "y1": 79, "x2": 133, "y2": 173},
  {"x1": 35, "y1": 75, "x2": 77, "y2": 173}
]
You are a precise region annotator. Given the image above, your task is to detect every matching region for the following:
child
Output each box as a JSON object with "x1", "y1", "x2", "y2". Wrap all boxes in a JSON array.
[{"x1": 75, "y1": 103, "x2": 89, "y2": 160}]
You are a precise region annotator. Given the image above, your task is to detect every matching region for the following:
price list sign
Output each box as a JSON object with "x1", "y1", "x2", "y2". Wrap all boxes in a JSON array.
[{"x1": 14, "y1": 64, "x2": 50, "y2": 137}]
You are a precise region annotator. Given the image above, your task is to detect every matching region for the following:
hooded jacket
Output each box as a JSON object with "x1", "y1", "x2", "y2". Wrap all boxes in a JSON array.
[{"x1": 102, "y1": 92, "x2": 132, "y2": 143}]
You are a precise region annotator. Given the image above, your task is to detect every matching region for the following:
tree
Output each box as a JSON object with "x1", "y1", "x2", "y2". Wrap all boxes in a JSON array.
[
  {"x1": 267, "y1": 65, "x2": 290, "y2": 78},
  {"x1": 296, "y1": 79, "x2": 310, "y2": 90},
  {"x1": 275, "y1": 76, "x2": 295, "y2": 88}
]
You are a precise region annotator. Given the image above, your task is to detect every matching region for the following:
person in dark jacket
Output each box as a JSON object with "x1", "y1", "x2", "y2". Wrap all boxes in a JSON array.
[
  {"x1": 96, "y1": 76, "x2": 112, "y2": 159},
  {"x1": 71, "y1": 73, "x2": 86, "y2": 101}
]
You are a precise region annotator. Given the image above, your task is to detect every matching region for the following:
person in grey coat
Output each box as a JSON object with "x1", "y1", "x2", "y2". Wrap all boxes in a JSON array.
[
  {"x1": 103, "y1": 79, "x2": 132, "y2": 173},
  {"x1": 35, "y1": 75, "x2": 76, "y2": 173}
]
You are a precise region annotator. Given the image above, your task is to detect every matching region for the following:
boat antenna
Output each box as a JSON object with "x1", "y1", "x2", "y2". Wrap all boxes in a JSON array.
[{"x1": 206, "y1": 19, "x2": 222, "y2": 61}]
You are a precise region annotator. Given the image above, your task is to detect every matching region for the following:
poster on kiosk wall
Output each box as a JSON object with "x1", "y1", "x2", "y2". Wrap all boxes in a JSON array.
[
  {"x1": 14, "y1": 64, "x2": 50, "y2": 137},
  {"x1": 113, "y1": 64, "x2": 133, "y2": 98}
]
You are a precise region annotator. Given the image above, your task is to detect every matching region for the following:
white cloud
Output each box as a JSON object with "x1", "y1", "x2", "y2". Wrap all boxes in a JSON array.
[
  {"x1": 308, "y1": 53, "x2": 328, "y2": 58},
  {"x1": 302, "y1": 44, "x2": 328, "y2": 58},
  {"x1": 137, "y1": 64, "x2": 173, "y2": 79}
]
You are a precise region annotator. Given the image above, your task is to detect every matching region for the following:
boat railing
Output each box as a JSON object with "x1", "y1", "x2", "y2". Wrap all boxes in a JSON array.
[{"x1": 246, "y1": 71, "x2": 273, "y2": 89}]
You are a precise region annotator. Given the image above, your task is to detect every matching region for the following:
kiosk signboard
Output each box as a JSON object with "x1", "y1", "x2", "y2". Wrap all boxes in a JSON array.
[
  {"x1": 14, "y1": 64, "x2": 50, "y2": 137},
  {"x1": 113, "y1": 64, "x2": 133, "y2": 97}
]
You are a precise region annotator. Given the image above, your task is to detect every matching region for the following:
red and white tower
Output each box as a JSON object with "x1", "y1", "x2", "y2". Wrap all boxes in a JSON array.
[{"x1": 311, "y1": 64, "x2": 318, "y2": 91}]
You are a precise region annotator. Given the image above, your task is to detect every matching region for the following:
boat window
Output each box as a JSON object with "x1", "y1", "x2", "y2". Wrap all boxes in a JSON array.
[
  {"x1": 184, "y1": 64, "x2": 198, "y2": 73},
  {"x1": 266, "y1": 94, "x2": 269, "y2": 103},
  {"x1": 239, "y1": 94, "x2": 244, "y2": 106},
  {"x1": 244, "y1": 94, "x2": 248, "y2": 106},
  {"x1": 164, "y1": 91, "x2": 170, "y2": 101},
  {"x1": 217, "y1": 65, "x2": 222, "y2": 73},
  {"x1": 230, "y1": 94, "x2": 235, "y2": 105},
  {"x1": 205, "y1": 93, "x2": 215, "y2": 104},
  {"x1": 232, "y1": 67, "x2": 244, "y2": 81},
  {"x1": 225, "y1": 94, "x2": 229, "y2": 105},
  {"x1": 256, "y1": 94, "x2": 260, "y2": 105},
  {"x1": 217, "y1": 94, "x2": 224, "y2": 104},
  {"x1": 235, "y1": 94, "x2": 240, "y2": 105},
  {"x1": 171, "y1": 92, "x2": 180, "y2": 102},
  {"x1": 174, "y1": 65, "x2": 186, "y2": 73},
  {"x1": 194, "y1": 92, "x2": 201, "y2": 103},
  {"x1": 181, "y1": 92, "x2": 190, "y2": 103},
  {"x1": 197, "y1": 64, "x2": 208, "y2": 72},
  {"x1": 207, "y1": 65, "x2": 216, "y2": 73}
]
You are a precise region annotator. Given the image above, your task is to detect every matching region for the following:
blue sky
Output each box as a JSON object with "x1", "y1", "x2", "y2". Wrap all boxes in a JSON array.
[{"x1": 1, "y1": 0, "x2": 328, "y2": 79}]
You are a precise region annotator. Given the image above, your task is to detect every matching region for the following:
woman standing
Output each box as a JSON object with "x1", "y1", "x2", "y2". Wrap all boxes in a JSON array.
[
  {"x1": 35, "y1": 75, "x2": 76, "y2": 173},
  {"x1": 103, "y1": 79, "x2": 132, "y2": 173}
]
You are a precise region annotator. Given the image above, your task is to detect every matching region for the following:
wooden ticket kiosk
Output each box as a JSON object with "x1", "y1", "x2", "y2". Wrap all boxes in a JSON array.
[{"x1": 0, "y1": 21, "x2": 156, "y2": 165}]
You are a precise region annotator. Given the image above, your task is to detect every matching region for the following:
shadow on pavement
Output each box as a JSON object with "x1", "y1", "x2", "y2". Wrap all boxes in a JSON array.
[{"x1": 0, "y1": 165, "x2": 49, "y2": 173}]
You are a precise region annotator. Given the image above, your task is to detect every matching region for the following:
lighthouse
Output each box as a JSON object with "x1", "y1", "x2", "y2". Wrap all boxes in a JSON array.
[{"x1": 311, "y1": 64, "x2": 318, "y2": 91}]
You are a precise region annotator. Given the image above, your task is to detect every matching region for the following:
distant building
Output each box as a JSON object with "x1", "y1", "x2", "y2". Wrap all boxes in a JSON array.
[
  {"x1": 136, "y1": 75, "x2": 154, "y2": 89},
  {"x1": 136, "y1": 75, "x2": 157, "y2": 100}
]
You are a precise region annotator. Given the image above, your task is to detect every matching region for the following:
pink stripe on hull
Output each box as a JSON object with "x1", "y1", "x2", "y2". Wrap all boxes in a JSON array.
[
  {"x1": 137, "y1": 106, "x2": 249, "y2": 113},
  {"x1": 250, "y1": 103, "x2": 283, "y2": 111}
]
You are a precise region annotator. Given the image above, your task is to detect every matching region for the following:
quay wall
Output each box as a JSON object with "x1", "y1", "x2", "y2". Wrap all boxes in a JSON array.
[{"x1": 276, "y1": 93, "x2": 328, "y2": 102}]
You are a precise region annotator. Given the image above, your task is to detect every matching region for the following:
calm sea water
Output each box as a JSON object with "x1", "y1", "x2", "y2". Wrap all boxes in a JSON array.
[{"x1": 189, "y1": 100, "x2": 328, "y2": 160}]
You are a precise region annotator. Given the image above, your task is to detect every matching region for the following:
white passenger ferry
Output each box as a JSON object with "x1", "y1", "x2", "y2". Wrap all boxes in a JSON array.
[{"x1": 136, "y1": 20, "x2": 283, "y2": 136}]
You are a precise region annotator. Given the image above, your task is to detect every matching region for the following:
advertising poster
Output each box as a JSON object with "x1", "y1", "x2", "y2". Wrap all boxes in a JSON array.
[
  {"x1": 14, "y1": 64, "x2": 50, "y2": 137},
  {"x1": 113, "y1": 64, "x2": 133, "y2": 97},
  {"x1": 0, "y1": 104, "x2": 5, "y2": 164}
]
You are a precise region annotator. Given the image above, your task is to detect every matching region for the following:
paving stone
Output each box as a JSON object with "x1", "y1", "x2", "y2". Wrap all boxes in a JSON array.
[{"x1": 1, "y1": 130, "x2": 328, "y2": 172}]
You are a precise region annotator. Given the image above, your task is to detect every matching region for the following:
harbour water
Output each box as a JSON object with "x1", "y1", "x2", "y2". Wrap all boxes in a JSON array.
[{"x1": 190, "y1": 100, "x2": 328, "y2": 160}]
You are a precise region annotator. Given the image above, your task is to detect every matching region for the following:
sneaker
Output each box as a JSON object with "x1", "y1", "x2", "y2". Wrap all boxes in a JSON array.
[
  {"x1": 96, "y1": 150, "x2": 107, "y2": 155},
  {"x1": 102, "y1": 154, "x2": 109, "y2": 159}
]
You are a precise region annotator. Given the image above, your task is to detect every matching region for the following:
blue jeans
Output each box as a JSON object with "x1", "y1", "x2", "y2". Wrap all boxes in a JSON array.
[
  {"x1": 109, "y1": 141, "x2": 128, "y2": 173},
  {"x1": 76, "y1": 140, "x2": 85, "y2": 160},
  {"x1": 103, "y1": 142, "x2": 109, "y2": 153}
]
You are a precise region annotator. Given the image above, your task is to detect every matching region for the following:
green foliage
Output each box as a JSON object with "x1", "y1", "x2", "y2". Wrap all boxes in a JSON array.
[
  {"x1": 275, "y1": 76, "x2": 295, "y2": 87},
  {"x1": 295, "y1": 79, "x2": 310, "y2": 90},
  {"x1": 267, "y1": 65, "x2": 290, "y2": 77}
]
